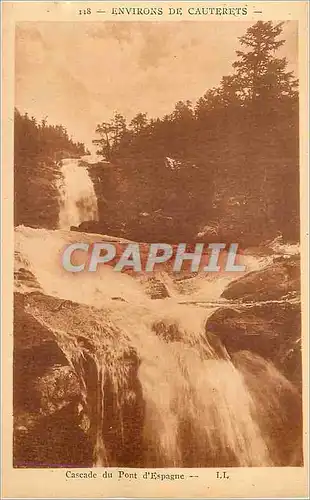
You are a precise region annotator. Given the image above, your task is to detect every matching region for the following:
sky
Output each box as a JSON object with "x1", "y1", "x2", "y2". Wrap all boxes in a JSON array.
[{"x1": 15, "y1": 21, "x2": 298, "y2": 150}]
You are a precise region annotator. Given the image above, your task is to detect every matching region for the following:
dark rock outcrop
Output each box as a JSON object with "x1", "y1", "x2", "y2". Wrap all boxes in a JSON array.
[
  {"x1": 14, "y1": 292, "x2": 91, "y2": 467},
  {"x1": 206, "y1": 302, "x2": 301, "y2": 385},
  {"x1": 152, "y1": 321, "x2": 182, "y2": 342},
  {"x1": 14, "y1": 268, "x2": 41, "y2": 292},
  {"x1": 145, "y1": 277, "x2": 170, "y2": 300},
  {"x1": 72, "y1": 220, "x2": 111, "y2": 234},
  {"x1": 14, "y1": 159, "x2": 61, "y2": 229}
]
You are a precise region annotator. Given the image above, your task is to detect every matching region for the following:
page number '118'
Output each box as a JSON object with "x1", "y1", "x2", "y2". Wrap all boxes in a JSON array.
[{"x1": 79, "y1": 8, "x2": 92, "y2": 15}]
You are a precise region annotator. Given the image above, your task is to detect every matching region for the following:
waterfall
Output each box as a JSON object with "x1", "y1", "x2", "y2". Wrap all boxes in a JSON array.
[
  {"x1": 15, "y1": 226, "x2": 302, "y2": 468},
  {"x1": 57, "y1": 158, "x2": 98, "y2": 230}
]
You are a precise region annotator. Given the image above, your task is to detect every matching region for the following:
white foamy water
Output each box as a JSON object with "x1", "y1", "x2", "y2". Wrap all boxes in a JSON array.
[
  {"x1": 57, "y1": 158, "x2": 98, "y2": 229},
  {"x1": 269, "y1": 235, "x2": 300, "y2": 256}
]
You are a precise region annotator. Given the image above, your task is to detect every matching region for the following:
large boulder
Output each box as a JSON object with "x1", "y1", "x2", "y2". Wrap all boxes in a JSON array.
[
  {"x1": 14, "y1": 291, "x2": 145, "y2": 467},
  {"x1": 221, "y1": 255, "x2": 300, "y2": 302}
]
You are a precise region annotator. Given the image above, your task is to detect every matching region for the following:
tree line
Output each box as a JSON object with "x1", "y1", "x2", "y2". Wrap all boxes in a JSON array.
[
  {"x1": 93, "y1": 22, "x2": 298, "y2": 161},
  {"x1": 14, "y1": 109, "x2": 88, "y2": 164}
]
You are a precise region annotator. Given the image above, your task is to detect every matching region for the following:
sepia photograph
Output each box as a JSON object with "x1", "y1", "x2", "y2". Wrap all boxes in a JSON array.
[{"x1": 11, "y1": 15, "x2": 304, "y2": 475}]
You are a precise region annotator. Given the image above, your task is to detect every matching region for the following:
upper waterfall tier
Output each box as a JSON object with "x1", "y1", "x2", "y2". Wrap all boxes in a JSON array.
[{"x1": 57, "y1": 158, "x2": 98, "y2": 230}]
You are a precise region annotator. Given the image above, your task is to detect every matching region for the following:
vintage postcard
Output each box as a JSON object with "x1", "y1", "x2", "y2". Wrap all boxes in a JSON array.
[{"x1": 1, "y1": 1, "x2": 309, "y2": 498}]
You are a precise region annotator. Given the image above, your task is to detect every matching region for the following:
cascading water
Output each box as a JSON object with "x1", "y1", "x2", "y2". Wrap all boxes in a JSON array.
[
  {"x1": 57, "y1": 158, "x2": 98, "y2": 229},
  {"x1": 15, "y1": 226, "x2": 302, "y2": 468}
]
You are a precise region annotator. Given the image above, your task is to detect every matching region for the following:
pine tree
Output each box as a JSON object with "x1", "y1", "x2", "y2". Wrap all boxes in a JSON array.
[
  {"x1": 130, "y1": 113, "x2": 148, "y2": 135},
  {"x1": 112, "y1": 112, "x2": 127, "y2": 150},
  {"x1": 232, "y1": 21, "x2": 298, "y2": 105},
  {"x1": 92, "y1": 122, "x2": 115, "y2": 160}
]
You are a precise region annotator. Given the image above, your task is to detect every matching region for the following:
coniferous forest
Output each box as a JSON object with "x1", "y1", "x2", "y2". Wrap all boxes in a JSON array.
[{"x1": 89, "y1": 21, "x2": 299, "y2": 246}]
